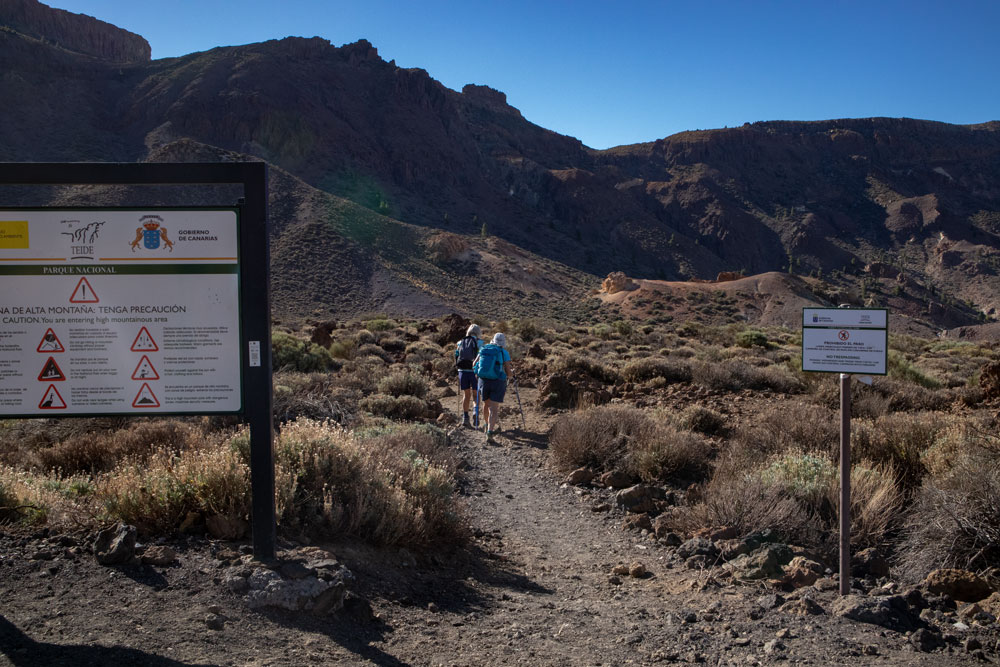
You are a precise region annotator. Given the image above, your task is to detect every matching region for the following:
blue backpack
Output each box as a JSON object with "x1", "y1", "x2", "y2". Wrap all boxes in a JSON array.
[{"x1": 474, "y1": 344, "x2": 505, "y2": 380}]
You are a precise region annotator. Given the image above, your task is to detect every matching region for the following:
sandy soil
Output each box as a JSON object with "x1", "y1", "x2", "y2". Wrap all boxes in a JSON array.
[{"x1": 0, "y1": 388, "x2": 994, "y2": 665}]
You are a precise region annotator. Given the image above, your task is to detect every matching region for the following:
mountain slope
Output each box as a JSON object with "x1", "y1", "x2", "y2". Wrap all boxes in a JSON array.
[{"x1": 2, "y1": 1, "x2": 1000, "y2": 331}]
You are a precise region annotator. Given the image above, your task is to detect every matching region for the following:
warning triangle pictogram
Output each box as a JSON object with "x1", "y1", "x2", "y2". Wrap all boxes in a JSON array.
[
  {"x1": 69, "y1": 276, "x2": 99, "y2": 303},
  {"x1": 132, "y1": 382, "x2": 160, "y2": 408},
  {"x1": 37, "y1": 357, "x2": 66, "y2": 381},
  {"x1": 130, "y1": 326, "x2": 158, "y2": 352},
  {"x1": 131, "y1": 355, "x2": 160, "y2": 380},
  {"x1": 38, "y1": 384, "x2": 67, "y2": 409},
  {"x1": 36, "y1": 328, "x2": 65, "y2": 353}
]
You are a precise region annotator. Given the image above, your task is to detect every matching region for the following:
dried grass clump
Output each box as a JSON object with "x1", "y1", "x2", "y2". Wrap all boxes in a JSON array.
[
  {"x1": 355, "y1": 329, "x2": 376, "y2": 345},
  {"x1": 732, "y1": 402, "x2": 837, "y2": 461},
  {"x1": 621, "y1": 357, "x2": 692, "y2": 384},
  {"x1": 34, "y1": 419, "x2": 206, "y2": 475},
  {"x1": 377, "y1": 370, "x2": 429, "y2": 399},
  {"x1": 628, "y1": 425, "x2": 712, "y2": 483},
  {"x1": 549, "y1": 405, "x2": 710, "y2": 483},
  {"x1": 272, "y1": 372, "x2": 351, "y2": 426},
  {"x1": 270, "y1": 418, "x2": 464, "y2": 547},
  {"x1": 357, "y1": 343, "x2": 393, "y2": 363},
  {"x1": 680, "y1": 451, "x2": 901, "y2": 550},
  {"x1": 852, "y1": 413, "x2": 940, "y2": 493},
  {"x1": 359, "y1": 394, "x2": 427, "y2": 420},
  {"x1": 690, "y1": 360, "x2": 804, "y2": 393},
  {"x1": 550, "y1": 354, "x2": 621, "y2": 385},
  {"x1": 97, "y1": 444, "x2": 250, "y2": 533},
  {"x1": 404, "y1": 340, "x2": 442, "y2": 363},
  {"x1": 897, "y1": 447, "x2": 1000, "y2": 577},
  {"x1": 676, "y1": 405, "x2": 727, "y2": 436}
]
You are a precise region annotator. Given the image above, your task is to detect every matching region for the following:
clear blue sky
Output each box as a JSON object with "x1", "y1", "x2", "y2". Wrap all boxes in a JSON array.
[{"x1": 46, "y1": 0, "x2": 1000, "y2": 149}]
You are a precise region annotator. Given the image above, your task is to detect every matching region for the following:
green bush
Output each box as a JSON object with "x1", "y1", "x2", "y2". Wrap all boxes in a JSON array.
[
  {"x1": 272, "y1": 331, "x2": 336, "y2": 372},
  {"x1": 735, "y1": 329, "x2": 768, "y2": 348}
]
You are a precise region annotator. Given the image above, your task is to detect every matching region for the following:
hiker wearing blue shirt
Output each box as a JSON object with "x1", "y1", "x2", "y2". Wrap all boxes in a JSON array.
[
  {"x1": 454, "y1": 324, "x2": 484, "y2": 427},
  {"x1": 473, "y1": 332, "x2": 512, "y2": 442}
]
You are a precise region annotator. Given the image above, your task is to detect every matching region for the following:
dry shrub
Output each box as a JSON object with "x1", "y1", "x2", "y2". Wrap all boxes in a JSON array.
[
  {"x1": 359, "y1": 394, "x2": 427, "y2": 420},
  {"x1": 690, "y1": 360, "x2": 803, "y2": 393},
  {"x1": 676, "y1": 405, "x2": 727, "y2": 436},
  {"x1": 97, "y1": 444, "x2": 250, "y2": 533},
  {"x1": 674, "y1": 475, "x2": 810, "y2": 543},
  {"x1": 549, "y1": 405, "x2": 647, "y2": 472},
  {"x1": 549, "y1": 405, "x2": 710, "y2": 483},
  {"x1": 680, "y1": 451, "x2": 900, "y2": 549},
  {"x1": 732, "y1": 402, "x2": 838, "y2": 461},
  {"x1": 852, "y1": 413, "x2": 940, "y2": 493},
  {"x1": 628, "y1": 425, "x2": 711, "y2": 483},
  {"x1": 897, "y1": 447, "x2": 1000, "y2": 578},
  {"x1": 621, "y1": 357, "x2": 692, "y2": 384},
  {"x1": 404, "y1": 340, "x2": 442, "y2": 363},
  {"x1": 0, "y1": 468, "x2": 56, "y2": 525},
  {"x1": 921, "y1": 416, "x2": 995, "y2": 477},
  {"x1": 34, "y1": 420, "x2": 205, "y2": 475},
  {"x1": 270, "y1": 419, "x2": 464, "y2": 547},
  {"x1": 355, "y1": 329, "x2": 376, "y2": 345},
  {"x1": 273, "y1": 372, "x2": 352, "y2": 426},
  {"x1": 357, "y1": 343, "x2": 393, "y2": 363},
  {"x1": 550, "y1": 354, "x2": 621, "y2": 385},
  {"x1": 376, "y1": 370, "x2": 428, "y2": 398},
  {"x1": 376, "y1": 336, "x2": 407, "y2": 353}
]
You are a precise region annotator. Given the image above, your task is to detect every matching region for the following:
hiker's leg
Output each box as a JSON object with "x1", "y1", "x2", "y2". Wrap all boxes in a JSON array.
[{"x1": 462, "y1": 387, "x2": 472, "y2": 413}]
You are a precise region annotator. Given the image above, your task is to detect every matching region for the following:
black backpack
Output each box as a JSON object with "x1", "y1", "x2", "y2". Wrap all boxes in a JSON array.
[{"x1": 455, "y1": 336, "x2": 478, "y2": 369}]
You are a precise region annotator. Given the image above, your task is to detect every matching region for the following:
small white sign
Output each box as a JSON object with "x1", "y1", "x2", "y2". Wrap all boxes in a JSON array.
[
  {"x1": 802, "y1": 308, "x2": 888, "y2": 375},
  {"x1": 249, "y1": 340, "x2": 261, "y2": 367}
]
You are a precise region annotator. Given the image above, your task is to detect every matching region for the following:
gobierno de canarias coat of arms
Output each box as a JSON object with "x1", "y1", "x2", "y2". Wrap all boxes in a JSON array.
[{"x1": 130, "y1": 215, "x2": 174, "y2": 252}]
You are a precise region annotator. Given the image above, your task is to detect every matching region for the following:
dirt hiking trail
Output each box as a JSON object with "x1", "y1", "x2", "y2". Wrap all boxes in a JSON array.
[{"x1": 0, "y1": 387, "x2": 988, "y2": 665}]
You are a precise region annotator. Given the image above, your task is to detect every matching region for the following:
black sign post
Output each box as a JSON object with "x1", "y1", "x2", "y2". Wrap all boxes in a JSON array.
[{"x1": 0, "y1": 162, "x2": 275, "y2": 559}]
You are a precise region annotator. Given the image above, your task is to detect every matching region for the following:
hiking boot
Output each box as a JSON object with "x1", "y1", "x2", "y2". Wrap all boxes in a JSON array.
[
  {"x1": 485, "y1": 430, "x2": 495, "y2": 443},
  {"x1": 462, "y1": 414, "x2": 470, "y2": 427}
]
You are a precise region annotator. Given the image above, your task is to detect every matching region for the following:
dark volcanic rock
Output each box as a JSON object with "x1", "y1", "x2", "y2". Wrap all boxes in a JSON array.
[{"x1": 0, "y1": 0, "x2": 150, "y2": 62}]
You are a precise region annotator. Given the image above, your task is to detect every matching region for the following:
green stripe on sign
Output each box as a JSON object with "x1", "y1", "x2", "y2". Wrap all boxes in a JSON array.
[{"x1": 0, "y1": 264, "x2": 238, "y2": 275}]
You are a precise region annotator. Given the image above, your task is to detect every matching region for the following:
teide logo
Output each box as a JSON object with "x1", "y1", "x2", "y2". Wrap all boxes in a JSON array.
[{"x1": 60, "y1": 220, "x2": 104, "y2": 259}]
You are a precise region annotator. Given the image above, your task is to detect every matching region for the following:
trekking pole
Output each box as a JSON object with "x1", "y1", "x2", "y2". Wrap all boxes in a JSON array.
[
  {"x1": 511, "y1": 371, "x2": 526, "y2": 430},
  {"x1": 473, "y1": 383, "x2": 480, "y2": 429}
]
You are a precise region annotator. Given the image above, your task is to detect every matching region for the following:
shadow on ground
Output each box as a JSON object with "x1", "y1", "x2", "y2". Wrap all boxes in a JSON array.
[{"x1": 0, "y1": 614, "x2": 213, "y2": 667}]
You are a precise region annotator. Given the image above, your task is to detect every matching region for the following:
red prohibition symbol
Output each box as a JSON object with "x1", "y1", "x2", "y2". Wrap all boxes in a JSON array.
[{"x1": 838, "y1": 330, "x2": 850, "y2": 341}]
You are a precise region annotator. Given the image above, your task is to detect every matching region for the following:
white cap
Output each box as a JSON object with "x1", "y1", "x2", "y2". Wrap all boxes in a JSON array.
[{"x1": 491, "y1": 332, "x2": 506, "y2": 347}]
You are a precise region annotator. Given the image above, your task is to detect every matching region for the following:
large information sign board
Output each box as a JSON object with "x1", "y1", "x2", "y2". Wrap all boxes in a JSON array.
[
  {"x1": 802, "y1": 307, "x2": 888, "y2": 375},
  {"x1": 0, "y1": 209, "x2": 242, "y2": 416}
]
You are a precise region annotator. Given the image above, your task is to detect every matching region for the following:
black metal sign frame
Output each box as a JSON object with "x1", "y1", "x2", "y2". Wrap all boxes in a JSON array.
[{"x1": 0, "y1": 163, "x2": 276, "y2": 559}]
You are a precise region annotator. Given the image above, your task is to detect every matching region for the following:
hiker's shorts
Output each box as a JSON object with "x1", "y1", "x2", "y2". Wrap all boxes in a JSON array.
[
  {"x1": 478, "y1": 377, "x2": 507, "y2": 403},
  {"x1": 458, "y1": 370, "x2": 477, "y2": 390}
]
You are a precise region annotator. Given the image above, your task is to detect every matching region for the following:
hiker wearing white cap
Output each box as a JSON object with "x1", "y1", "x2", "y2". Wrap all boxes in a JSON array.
[
  {"x1": 472, "y1": 332, "x2": 512, "y2": 442},
  {"x1": 454, "y1": 323, "x2": 484, "y2": 427}
]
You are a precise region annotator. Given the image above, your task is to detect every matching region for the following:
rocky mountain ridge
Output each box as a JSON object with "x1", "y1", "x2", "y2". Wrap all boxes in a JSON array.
[{"x1": 2, "y1": 1, "x2": 1000, "y2": 333}]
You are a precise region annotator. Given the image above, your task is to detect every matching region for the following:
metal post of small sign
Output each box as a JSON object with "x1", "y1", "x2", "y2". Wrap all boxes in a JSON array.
[
  {"x1": 839, "y1": 371, "x2": 851, "y2": 596},
  {"x1": 801, "y1": 304, "x2": 887, "y2": 597}
]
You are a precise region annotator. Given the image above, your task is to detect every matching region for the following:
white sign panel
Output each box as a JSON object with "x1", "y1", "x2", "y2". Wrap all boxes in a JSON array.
[
  {"x1": 0, "y1": 209, "x2": 242, "y2": 415},
  {"x1": 802, "y1": 308, "x2": 888, "y2": 375}
]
